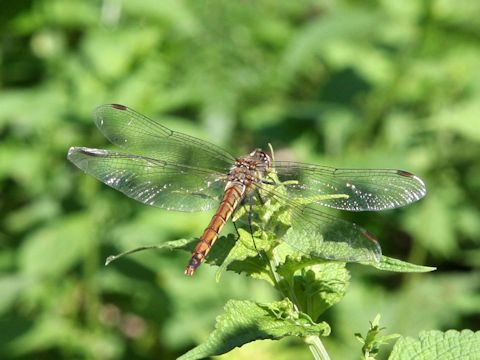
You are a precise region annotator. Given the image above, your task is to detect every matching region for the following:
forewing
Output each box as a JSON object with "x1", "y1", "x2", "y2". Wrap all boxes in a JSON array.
[
  {"x1": 68, "y1": 147, "x2": 226, "y2": 212},
  {"x1": 255, "y1": 183, "x2": 382, "y2": 263},
  {"x1": 94, "y1": 104, "x2": 236, "y2": 172},
  {"x1": 273, "y1": 162, "x2": 426, "y2": 211}
]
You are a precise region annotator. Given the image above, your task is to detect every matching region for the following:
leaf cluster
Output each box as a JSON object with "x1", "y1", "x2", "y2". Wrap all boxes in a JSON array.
[{"x1": 107, "y1": 185, "x2": 435, "y2": 359}]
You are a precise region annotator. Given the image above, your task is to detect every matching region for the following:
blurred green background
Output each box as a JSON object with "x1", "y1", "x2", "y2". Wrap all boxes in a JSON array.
[{"x1": 1, "y1": 1, "x2": 479, "y2": 359}]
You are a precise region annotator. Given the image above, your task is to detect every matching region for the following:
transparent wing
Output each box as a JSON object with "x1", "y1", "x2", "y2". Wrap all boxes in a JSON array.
[
  {"x1": 273, "y1": 161, "x2": 426, "y2": 211},
  {"x1": 94, "y1": 104, "x2": 236, "y2": 172},
  {"x1": 68, "y1": 147, "x2": 226, "y2": 212},
  {"x1": 255, "y1": 182, "x2": 382, "y2": 263}
]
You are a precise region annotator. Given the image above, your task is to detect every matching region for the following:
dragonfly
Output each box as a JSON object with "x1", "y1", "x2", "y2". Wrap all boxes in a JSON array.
[{"x1": 68, "y1": 104, "x2": 426, "y2": 276}]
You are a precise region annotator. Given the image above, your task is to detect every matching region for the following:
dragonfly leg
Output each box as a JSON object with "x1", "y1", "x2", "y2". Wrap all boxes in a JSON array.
[
  {"x1": 245, "y1": 192, "x2": 256, "y2": 235},
  {"x1": 262, "y1": 173, "x2": 278, "y2": 185},
  {"x1": 232, "y1": 220, "x2": 241, "y2": 239},
  {"x1": 255, "y1": 189, "x2": 266, "y2": 206},
  {"x1": 233, "y1": 219, "x2": 263, "y2": 261},
  {"x1": 231, "y1": 199, "x2": 260, "y2": 256},
  {"x1": 261, "y1": 179, "x2": 276, "y2": 185}
]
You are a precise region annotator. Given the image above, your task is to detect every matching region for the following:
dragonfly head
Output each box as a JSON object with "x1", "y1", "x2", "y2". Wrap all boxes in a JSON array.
[{"x1": 249, "y1": 148, "x2": 272, "y2": 171}]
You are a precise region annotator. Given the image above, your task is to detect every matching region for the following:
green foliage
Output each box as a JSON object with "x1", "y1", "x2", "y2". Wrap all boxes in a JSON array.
[
  {"x1": 355, "y1": 314, "x2": 400, "y2": 360},
  {"x1": 282, "y1": 261, "x2": 350, "y2": 323},
  {"x1": 389, "y1": 330, "x2": 480, "y2": 360},
  {"x1": 178, "y1": 299, "x2": 329, "y2": 360},
  {"x1": 363, "y1": 256, "x2": 436, "y2": 273},
  {"x1": 1, "y1": 0, "x2": 479, "y2": 359},
  {"x1": 107, "y1": 184, "x2": 436, "y2": 359}
]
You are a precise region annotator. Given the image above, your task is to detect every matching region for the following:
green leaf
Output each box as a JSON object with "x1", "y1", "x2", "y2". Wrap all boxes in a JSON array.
[
  {"x1": 276, "y1": 253, "x2": 326, "y2": 278},
  {"x1": 362, "y1": 256, "x2": 436, "y2": 273},
  {"x1": 215, "y1": 229, "x2": 275, "y2": 282},
  {"x1": 104, "y1": 238, "x2": 195, "y2": 266},
  {"x1": 168, "y1": 233, "x2": 273, "y2": 283},
  {"x1": 177, "y1": 298, "x2": 330, "y2": 360},
  {"x1": 105, "y1": 234, "x2": 268, "y2": 281},
  {"x1": 202, "y1": 234, "x2": 241, "y2": 267},
  {"x1": 389, "y1": 330, "x2": 480, "y2": 360},
  {"x1": 105, "y1": 232, "x2": 270, "y2": 281},
  {"x1": 222, "y1": 253, "x2": 273, "y2": 284},
  {"x1": 277, "y1": 257, "x2": 350, "y2": 321}
]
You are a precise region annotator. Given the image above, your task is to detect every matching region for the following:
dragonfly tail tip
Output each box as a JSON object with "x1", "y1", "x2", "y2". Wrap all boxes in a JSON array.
[{"x1": 184, "y1": 266, "x2": 196, "y2": 276}]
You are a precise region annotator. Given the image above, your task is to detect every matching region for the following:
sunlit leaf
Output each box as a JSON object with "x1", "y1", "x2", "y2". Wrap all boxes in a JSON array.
[
  {"x1": 389, "y1": 330, "x2": 480, "y2": 360},
  {"x1": 277, "y1": 258, "x2": 350, "y2": 321},
  {"x1": 362, "y1": 256, "x2": 436, "y2": 273},
  {"x1": 177, "y1": 299, "x2": 330, "y2": 360},
  {"x1": 215, "y1": 229, "x2": 275, "y2": 282}
]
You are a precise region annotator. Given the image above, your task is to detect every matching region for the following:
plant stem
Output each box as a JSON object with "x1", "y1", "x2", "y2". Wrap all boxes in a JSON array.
[
  {"x1": 268, "y1": 249, "x2": 302, "y2": 308},
  {"x1": 266, "y1": 249, "x2": 282, "y2": 287},
  {"x1": 305, "y1": 335, "x2": 331, "y2": 360},
  {"x1": 268, "y1": 249, "x2": 331, "y2": 360}
]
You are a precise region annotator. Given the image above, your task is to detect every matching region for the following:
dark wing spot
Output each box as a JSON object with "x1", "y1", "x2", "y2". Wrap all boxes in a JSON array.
[
  {"x1": 77, "y1": 148, "x2": 108, "y2": 157},
  {"x1": 111, "y1": 104, "x2": 128, "y2": 110},
  {"x1": 397, "y1": 170, "x2": 414, "y2": 177}
]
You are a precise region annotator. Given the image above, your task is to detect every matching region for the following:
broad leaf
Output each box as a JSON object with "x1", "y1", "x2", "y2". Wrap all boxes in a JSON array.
[
  {"x1": 214, "y1": 229, "x2": 276, "y2": 282},
  {"x1": 389, "y1": 330, "x2": 480, "y2": 360},
  {"x1": 277, "y1": 257, "x2": 350, "y2": 321},
  {"x1": 362, "y1": 256, "x2": 436, "y2": 273},
  {"x1": 177, "y1": 299, "x2": 330, "y2": 360},
  {"x1": 104, "y1": 238, "x2": 196, "y2": 266}
]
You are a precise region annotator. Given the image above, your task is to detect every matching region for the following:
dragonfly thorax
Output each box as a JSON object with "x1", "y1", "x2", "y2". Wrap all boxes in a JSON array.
[{"x1": 228, "y1": 148, "x2": 271, "y2": 185}]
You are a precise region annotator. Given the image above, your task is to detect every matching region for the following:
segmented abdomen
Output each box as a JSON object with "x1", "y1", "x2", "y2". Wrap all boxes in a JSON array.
[{"x1": 184, "y1": 183, "x2": 245, "y2": 276}]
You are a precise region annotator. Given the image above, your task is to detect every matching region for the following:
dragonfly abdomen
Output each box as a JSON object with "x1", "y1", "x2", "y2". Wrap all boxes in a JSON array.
[{"x1": 185, "y1": 183, "x2": 245, "y2": 276}]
